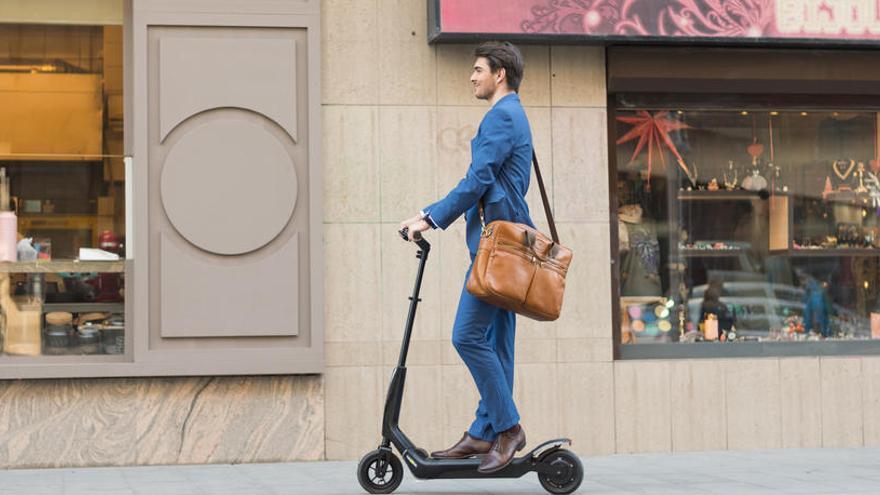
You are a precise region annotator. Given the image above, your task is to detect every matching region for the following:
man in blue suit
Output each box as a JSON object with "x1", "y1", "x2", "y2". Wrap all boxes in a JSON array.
[{"x1": 400, "y1": 41, "x2": 534, "y2": 473}]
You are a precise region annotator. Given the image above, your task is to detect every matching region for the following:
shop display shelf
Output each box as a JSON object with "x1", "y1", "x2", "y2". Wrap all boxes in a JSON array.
[
  {"x1": 677, "y1": 190, "x2": 784, "y2": 201},
  {"x1": 678, "y1": 248, "x2": 748, "y2": 257},
  {"x1": 42, "y1": 302, "x2": 124, "y2": 313},
  {"x1": 0, "y1": 260, "x2": 124, "y2": 273},
  {"x1": 787, "y1": 248, "x2": 880, "y2": 257}
]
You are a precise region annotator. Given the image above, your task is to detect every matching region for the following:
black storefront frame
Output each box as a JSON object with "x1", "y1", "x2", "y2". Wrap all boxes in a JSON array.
[{"x1": 609, "y1": 53, "x2": 880, "y2": 360}]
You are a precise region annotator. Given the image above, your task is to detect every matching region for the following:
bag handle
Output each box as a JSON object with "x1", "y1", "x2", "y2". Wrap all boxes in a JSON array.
[{"x1": 478, "y1": 150, "x2": 559, "y2": 244}]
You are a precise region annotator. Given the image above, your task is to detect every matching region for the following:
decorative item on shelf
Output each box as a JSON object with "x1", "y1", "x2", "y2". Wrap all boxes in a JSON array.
[
  {"x1": 855, "y1": 162, "x2": 869, "y2": 193},
  {"x1": 746, "y1": 137, "x2": 764, "y2": 166},
  {"x1": 832, "y1": 158, "x2": 856, "y2": 184},
  {"x1": 102, "y1": 313, "x2": 124, "y2": 354},
  {"x1": 769, "y1": 163, "x2": 784, "y2": 193},
  {"x1": 44, "y1": 311, "x2": 74, "y2": 355},
  {"x1": 77, "y1": 322, "x2": 102, "y2": 354},
  {"x1": 33, "y1": 238, "x2": 51, "y2": 261},
  {"x1": 707, "y1": 178, "x2": 719, "y2": 191},
  {"x1": 677, "y1": 307, "x2": 686, "y2": 340},
  {"x1": 0, "y1": 167, "x2": 16, "y2": 262},
  {"x1": 784, "y1": 315, "x2": 805, "y2": 335},
  {"x1": 742, "y1": 167, "x2": 767, "y2": 191},
  {"x1": 703, "y1": 313, "x2": 719, "y2": 341},
  {"x1": 722, "y1": 160, "x2": 738, "y2": 190},
  {"x1": 871, "y1": 112, "x2": 880, "y2": 176},
  {"x1": 21, "y1": 200, "x2": 40, "y2": 213},
  {"x1": 871, "y1": 312, "x2": 880, "y2": 339},
  {"x1": 16, "y1": 238, "x2": 36, "y2": 261},
  {"x1": 616, "y1": 110, "x2": 693, "y2": 188},
  {"x1": 822, "y1": 176, "x2": 834, "y2": 200},
  {"x1": 865, "y1": 171, "x2": 880, "y2": 210},
  {"x1": 726, "y1": 326, "x2": 737, "y2": 342},
  {"x1": 98, "y1": 230, "x2": 121, "y2": 255}
]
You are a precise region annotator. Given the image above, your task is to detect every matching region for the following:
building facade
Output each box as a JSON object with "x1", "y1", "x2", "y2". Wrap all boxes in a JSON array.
[{"x1": 0, "y1": 0, "x2": 878, "y2": 468}]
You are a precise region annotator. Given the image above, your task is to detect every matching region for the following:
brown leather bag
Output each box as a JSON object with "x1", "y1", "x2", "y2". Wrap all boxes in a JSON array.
[{"x1": 466, "y1": 151, "x2": 572, "y2": 321}]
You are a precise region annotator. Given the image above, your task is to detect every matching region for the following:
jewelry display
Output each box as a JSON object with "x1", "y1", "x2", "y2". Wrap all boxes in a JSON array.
[
  {"x1": 833, "y1": 159, "x2": 856, "y2": 181},
  {"x1": 722, "y1": 160, "x2": 738, "y2": 190}
]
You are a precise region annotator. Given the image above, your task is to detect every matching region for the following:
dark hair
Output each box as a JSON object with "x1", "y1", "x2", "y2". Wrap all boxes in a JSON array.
[{"x1": 473, "y1": 41, "x2": 524, "y2": 91}]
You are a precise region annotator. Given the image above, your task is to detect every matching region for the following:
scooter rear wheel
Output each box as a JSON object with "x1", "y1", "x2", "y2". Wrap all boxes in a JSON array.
[
  {"x1": 357, "y1": 449, "x2": 403, "y2": 494},
  {"x1": 537, "y1": 448, "x2": 583, "y2": 494}
]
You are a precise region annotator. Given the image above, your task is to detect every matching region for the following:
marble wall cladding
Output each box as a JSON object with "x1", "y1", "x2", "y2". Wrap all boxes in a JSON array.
[
  {"x1": 820, "y1": 358, "x2": 864, "y2": 448},
  {"x1": 724, "y1": 359, "x2": 783, "y2": 450},
  {"x1": 780, "y1": 358, "x2": 822, "y2": 449},
  {"x1": 378, "y1": 106, "x2": 437, "y2": 222},
  {"x1": 323, "y1": 223, "x2": 382, "y2": 343},
  {"x1": 550, "y1": 46, "x2": 606, "y2": 108},
  {"x1": 0, "y1": 376, "x2": 323, "y2": 468},
  {"x1": 558, "y1": 363, "x2": 616, "y2": 456},
  {"x1": 614, "y1": 361, "x2": 672, "y2": 453},
  {"x1": 322, "y1": 0, "x2": 379, "y2": 105},
  {"x1": 670, "y1": 360, "x2": 727, "y2": 452},
  {"x1": 377, "y1": 0, "x2": 436, "y2": 105},
  {"x1": 322, "y1": 106, "x2": 379, "y2": 223},
  {"x1": 863, "y1": 357, "x2": 880, "y2": 447},
  {"x1": 551, "y1": 107, "x2": 610, "y2": 223}
]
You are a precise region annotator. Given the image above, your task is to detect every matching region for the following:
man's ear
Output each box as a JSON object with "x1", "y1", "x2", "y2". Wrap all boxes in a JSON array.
[{"x1": 495, "y1": 67, "x2": 506, "y2": 85}]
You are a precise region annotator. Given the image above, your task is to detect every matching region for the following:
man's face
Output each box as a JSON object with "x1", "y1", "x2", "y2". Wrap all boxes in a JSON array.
[{"x1": 470, "y1": 57, "x2": 502, "y2": 100}]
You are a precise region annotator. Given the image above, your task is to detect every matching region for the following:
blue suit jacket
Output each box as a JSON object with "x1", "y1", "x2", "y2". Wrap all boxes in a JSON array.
[{"x1": 423, "y1": 93, "x2": 535, "y2": 254}]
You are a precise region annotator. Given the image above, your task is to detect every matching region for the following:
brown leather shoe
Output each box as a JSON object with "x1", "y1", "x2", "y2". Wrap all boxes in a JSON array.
[
  {"x1": 477, "y1": 424, "x2": 526, "y2": 473},
  {"x1": 430, "y1": 432, "x2": 492, "y2": 459}
]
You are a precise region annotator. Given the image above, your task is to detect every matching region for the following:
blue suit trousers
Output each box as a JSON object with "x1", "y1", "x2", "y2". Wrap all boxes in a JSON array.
[{"x1": 452, "y1": 264, "x2": 519, "y2": 442}]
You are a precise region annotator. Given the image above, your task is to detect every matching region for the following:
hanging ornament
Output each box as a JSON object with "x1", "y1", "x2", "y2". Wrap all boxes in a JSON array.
[
  {"x1": 616, "y1": 110, "x2": 692, "y2": 183},
  {"x1": 747, "y1": 114, "x2": 764, "y2": 165}
]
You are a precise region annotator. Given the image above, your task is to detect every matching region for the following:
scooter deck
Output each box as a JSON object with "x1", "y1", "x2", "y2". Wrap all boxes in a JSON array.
[{"x1": 401, "y1": 438, "x2": 571, "y2": 480}]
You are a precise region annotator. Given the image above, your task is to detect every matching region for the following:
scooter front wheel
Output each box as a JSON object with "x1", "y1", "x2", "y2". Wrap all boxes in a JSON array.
[
  {"x1": 357, "y1": 449, "x2": 403, "y2": 494},
  {"x1": 537, "y1": 448, "x2": 583, "y2": 494}
]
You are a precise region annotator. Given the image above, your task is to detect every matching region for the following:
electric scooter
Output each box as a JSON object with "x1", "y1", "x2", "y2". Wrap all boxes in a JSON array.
[{"x1": 356, "y1": 228, "x2": 584, "y2": 495}]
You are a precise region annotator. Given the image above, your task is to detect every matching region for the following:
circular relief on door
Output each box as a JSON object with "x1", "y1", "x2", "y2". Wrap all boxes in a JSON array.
[{"x1": 160, "y1": 118, "x2": 298, "y2": 255}]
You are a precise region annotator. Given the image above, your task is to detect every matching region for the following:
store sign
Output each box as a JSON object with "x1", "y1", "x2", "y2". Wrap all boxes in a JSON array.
[{"x1": 431, "y1": 0, "x2": 880, "y2": 44}]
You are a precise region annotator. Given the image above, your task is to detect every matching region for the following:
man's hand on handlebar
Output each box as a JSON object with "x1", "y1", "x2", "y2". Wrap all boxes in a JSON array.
[{"x1": 399, "y1": 215, "x2": 431, "y2": 242}]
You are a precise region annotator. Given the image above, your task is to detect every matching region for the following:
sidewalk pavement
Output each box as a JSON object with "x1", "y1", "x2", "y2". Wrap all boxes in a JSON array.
[{"x1": 0, "y1": 448, "x2": 878, "y2": 494}]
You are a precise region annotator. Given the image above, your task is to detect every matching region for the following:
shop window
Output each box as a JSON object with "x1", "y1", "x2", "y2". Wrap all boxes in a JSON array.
[
  {"x1": 0, "y1": 17, "x2": 126, "y2": 360},
  {"x1": 613, "y1": 101, "x2": 880, "y2": 357}
]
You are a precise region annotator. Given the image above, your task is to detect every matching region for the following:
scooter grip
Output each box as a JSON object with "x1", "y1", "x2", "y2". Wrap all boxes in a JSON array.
[{"x1": 398, "y1": 227, "x2": 423, "y2": 242}]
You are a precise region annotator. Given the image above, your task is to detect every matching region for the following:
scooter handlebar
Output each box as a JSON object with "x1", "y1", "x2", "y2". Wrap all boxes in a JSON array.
[{"x1": 398, "y1": 227, "x2": 431, "y2": 251}]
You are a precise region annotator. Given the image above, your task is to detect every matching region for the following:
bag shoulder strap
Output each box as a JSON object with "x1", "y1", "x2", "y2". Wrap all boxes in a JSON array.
[
  {"x1": 478, "y1": 150, "x2": 559, "y2": 244},
  {"x1": 531, "y1": 150, "x2": 559, "y2": 244}
]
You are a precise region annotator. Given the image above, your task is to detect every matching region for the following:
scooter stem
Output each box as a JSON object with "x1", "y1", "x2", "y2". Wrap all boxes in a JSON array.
[{"x1": 397, "y1": 229, "x2": 430, "y2": 368}]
